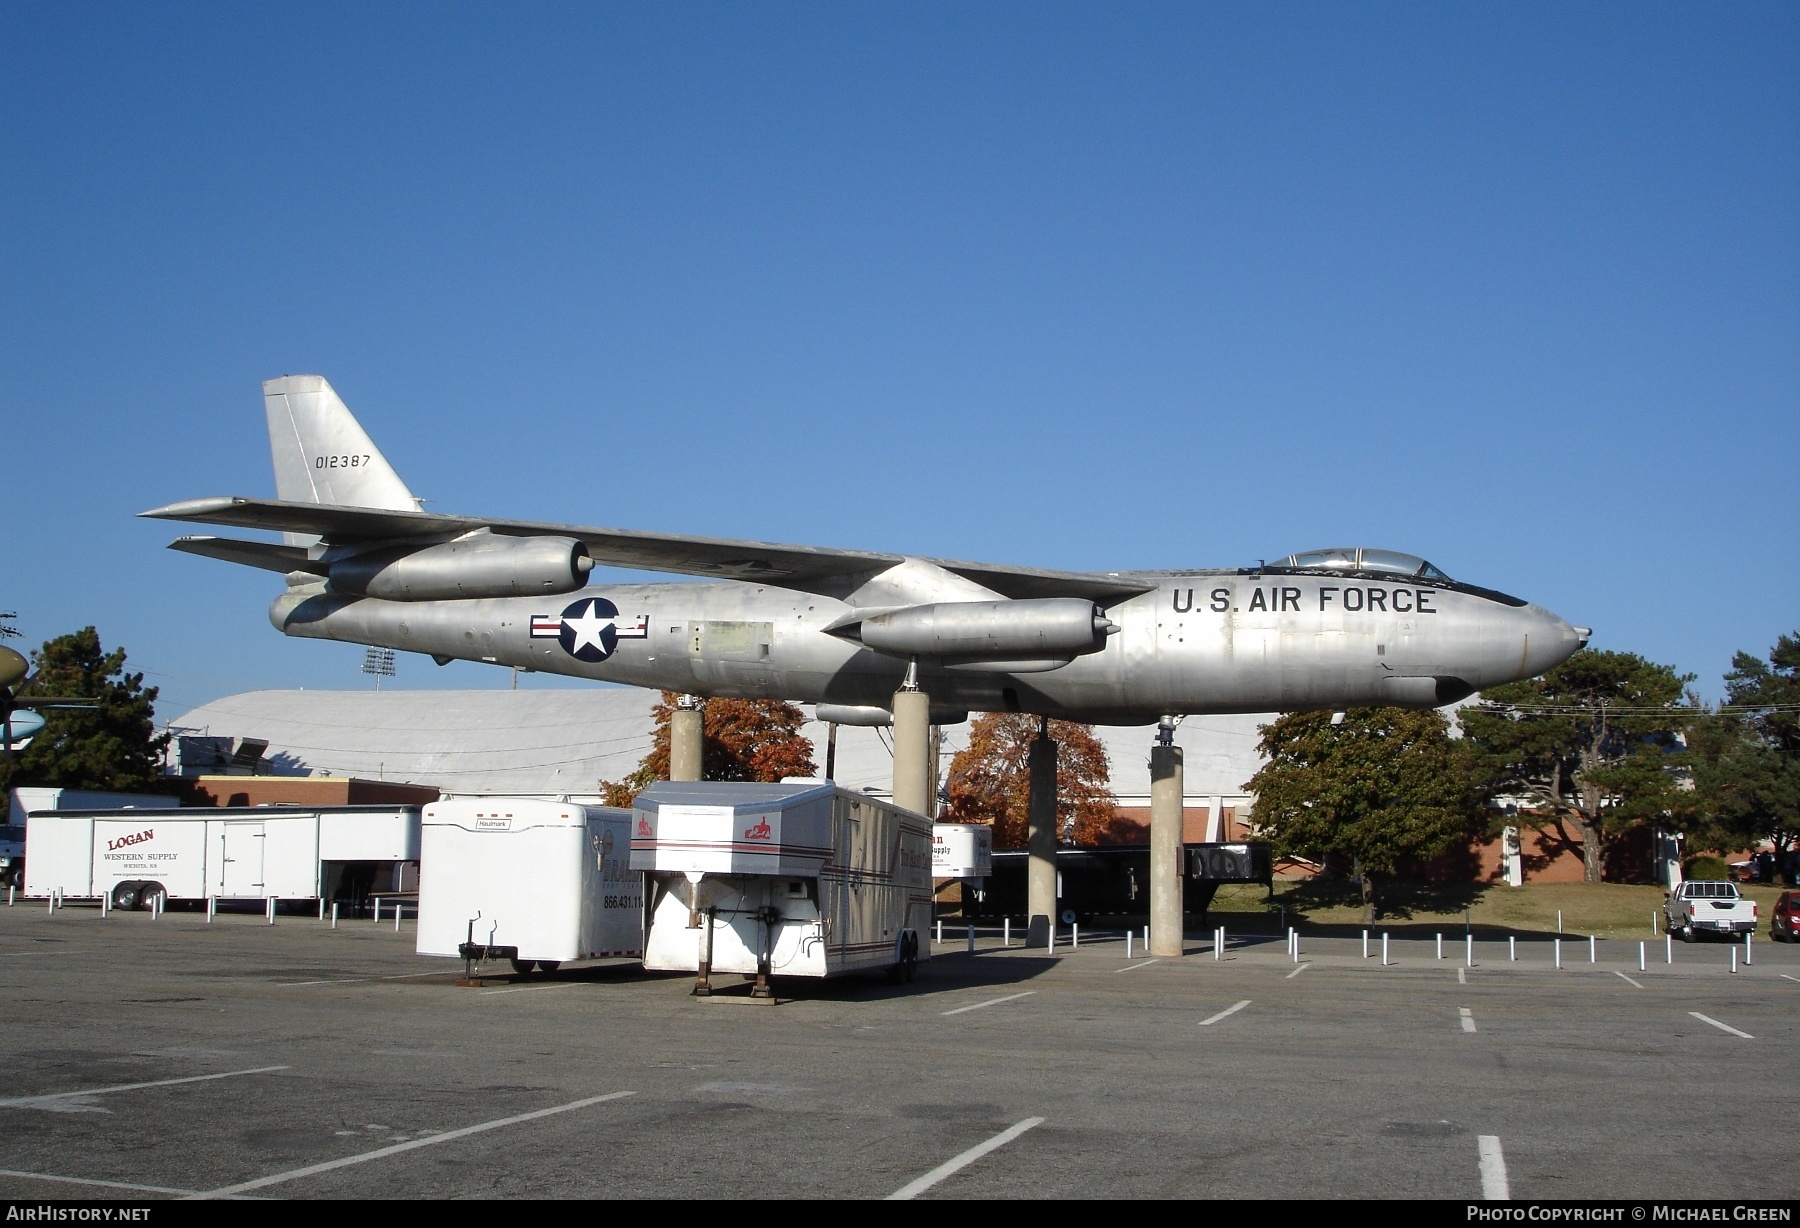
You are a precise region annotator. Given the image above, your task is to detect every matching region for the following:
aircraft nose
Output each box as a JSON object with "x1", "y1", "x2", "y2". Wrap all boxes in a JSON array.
[{"x1": 1526, "y1": 611, "x2": 1585, "y2": 676}]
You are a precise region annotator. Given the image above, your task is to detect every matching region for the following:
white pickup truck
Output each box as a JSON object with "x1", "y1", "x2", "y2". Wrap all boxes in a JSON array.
[{"x1": 1665, "y1": 880, "x2": 1758, "y2": 941}]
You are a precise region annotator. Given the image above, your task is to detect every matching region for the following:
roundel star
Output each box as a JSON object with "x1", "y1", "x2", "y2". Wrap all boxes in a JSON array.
[{"x1": 554, "y1": 597, "x2": 622, "y2": 663}]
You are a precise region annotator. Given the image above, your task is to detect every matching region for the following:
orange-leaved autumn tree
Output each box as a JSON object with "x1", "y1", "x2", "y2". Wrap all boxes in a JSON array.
[
  {"x1": 600, "y1": 692, "x2": 817, "y2": 806},
  {"x1": 943, "y1": 714, "x2": 1113, "y2": 849}
]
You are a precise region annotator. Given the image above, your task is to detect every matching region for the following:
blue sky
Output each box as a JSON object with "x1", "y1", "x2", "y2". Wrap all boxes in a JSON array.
[{"x1": 3, "y1": 3, "x2": 1794, "y2": 716}]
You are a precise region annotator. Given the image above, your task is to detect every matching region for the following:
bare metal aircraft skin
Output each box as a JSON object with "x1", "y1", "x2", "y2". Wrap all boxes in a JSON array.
[{"x1": 142, "y1": 376, "x2": 1587, "y2": 724}]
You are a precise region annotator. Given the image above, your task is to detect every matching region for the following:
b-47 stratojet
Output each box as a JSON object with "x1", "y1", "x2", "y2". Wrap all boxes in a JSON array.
[{"x1": 143, "y1": 376, "x2": 1588, "y2": 725}]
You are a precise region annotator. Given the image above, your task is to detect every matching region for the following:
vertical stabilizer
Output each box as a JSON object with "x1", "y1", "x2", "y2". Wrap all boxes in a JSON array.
[{"x1": 264, "y1": 376, "x2": 418, "y2": 512}]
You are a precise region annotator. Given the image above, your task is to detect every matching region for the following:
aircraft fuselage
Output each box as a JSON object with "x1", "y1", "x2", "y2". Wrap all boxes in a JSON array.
[{"x1": 272, "y1": 567, "x2": 1580, "y2": 723}]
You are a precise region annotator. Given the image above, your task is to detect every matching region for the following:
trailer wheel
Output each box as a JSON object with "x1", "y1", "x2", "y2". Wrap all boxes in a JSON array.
[
  {"x1": 1060, "y1": 908, "x2": 1078, "y2": 927},
  {"x1": 536, "y1": 960, "x2": 562, "y2": 974},
  {"x1": 509, "y1": 958, "x2": 537, "y2": 975},
  {"x1": 135, "y1": 883, "x2": 165, "y2": 912},
  {"x1": 111, "y1": 881, "x2": 144, "y2": 911}
]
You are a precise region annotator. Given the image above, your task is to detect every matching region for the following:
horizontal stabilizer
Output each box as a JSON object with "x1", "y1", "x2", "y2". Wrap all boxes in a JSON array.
[{"x1": 169, "y1": 535, "x2": 326, "y2": 576}]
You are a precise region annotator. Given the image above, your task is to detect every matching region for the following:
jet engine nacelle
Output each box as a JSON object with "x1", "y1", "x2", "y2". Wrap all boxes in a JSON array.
[
  {"x1": 328, "y1": 533, "x2": 593, "y2": 601},
  {"x1": 858, "y1": 598, "x2": 1115, "y2": 660}
]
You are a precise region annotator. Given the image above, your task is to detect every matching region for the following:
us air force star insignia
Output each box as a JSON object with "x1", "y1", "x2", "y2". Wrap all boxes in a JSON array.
[{"x1": 531, "y1": 597, "x2": 650, "y2": 664}]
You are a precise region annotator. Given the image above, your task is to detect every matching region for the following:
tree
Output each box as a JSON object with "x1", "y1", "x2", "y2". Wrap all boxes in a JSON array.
[
  {"x1": 1460, "y1": 649, "x2": 1695, "y2": 884},
  {"x1": 0, "y1": 628, "x2": 170, "y2": 793},
  {"x1": 942, "y1": 714, "x2": 1113, "y2": 848},
  {"x1": 1246, "y1": 707, "x2": 1479, "y2": 922},
  {"x1": 599, "y1": 692, "x2": 816, "y2": 805},
  {"x1": 1688, "y1": 632, "x2": 1800, "y2": 862}
]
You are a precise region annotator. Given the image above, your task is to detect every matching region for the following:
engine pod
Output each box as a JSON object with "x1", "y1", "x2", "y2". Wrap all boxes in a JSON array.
[
  {"x1": 859, "y1": 598, "x2": 1112, "y2": 659},
  {"x1": 328, "y1": 532, "x2": 593, "y2": 601}
]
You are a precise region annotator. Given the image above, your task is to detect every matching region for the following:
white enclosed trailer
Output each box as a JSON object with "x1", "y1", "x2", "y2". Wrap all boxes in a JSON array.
[
  {"x1": 631, "y1": 781, "x2": 933, "y2": 996},
  {"x1": 21, "y1": 805, "x2": 420, "y2": 908},
  {"x1": 416, "y1": 798, "x2": 642, "y2": 973}
]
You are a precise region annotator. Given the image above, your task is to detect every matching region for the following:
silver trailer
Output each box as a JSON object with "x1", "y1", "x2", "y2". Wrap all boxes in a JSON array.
[{"x1": 630, "y1": 781, "x2": 932, "y2": 997}]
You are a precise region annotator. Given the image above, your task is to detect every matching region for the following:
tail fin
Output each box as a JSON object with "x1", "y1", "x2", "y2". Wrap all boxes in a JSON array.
[{"x1": 263, "y1": 375, "x2": 418, "y2": 512}]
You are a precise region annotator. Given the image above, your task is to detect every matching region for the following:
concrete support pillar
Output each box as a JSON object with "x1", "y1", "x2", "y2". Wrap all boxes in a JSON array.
[
  {"x1": 670, "y1": 696, "x2": 704, "y2": 782},
  {"x1": 1150, "y1": 730, "x2": 1185, "y2": 957},
  {"x1": 1026, "y1": 726, "x2": 1058, "y2": 948},
  {"x1": 891, "y1": 687, "x2": 932, "y2": 816}
]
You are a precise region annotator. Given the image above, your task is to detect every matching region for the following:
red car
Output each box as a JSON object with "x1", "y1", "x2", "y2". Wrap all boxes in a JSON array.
[{"x1": 1772, "y1": 892, "x2": 1800, "y2": 942}]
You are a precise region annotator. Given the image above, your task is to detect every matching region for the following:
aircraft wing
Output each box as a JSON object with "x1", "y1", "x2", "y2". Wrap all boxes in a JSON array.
[{"x1": 140, "y1": 496, "x2": 1155, "y2": 602}]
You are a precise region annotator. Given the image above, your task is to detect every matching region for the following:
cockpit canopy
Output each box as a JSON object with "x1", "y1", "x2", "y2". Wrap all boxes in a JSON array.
[{"x1": 1272, "y1": 548, "x2": 1451, "y2": 581}]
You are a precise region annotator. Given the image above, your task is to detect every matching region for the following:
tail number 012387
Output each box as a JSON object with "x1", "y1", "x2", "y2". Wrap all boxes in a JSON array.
[{"x1": 315, "y1": 454, "x2": 371, "y2": 469}]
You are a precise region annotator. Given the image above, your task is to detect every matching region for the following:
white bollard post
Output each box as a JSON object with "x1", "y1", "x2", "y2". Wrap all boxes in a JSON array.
[
  {"x1": 1745, "y1": 933, "x2": 1752, "y2": 966},
  {"x1": 6, "y1": 885, "x2": 12, "y2": 906},
  {"x1": 1509, "y1": 935, "x2": 1516, "y2": 962},
  {"x1": 1382, "y1": 932, "x2": 1390, "y2": 965},
  {"x1": 1362, "y1": 930, "x2": 1369, "y2": 959},
  {"x1": 395, "y1": 904, "x2": 403, "y2": 933},
  {"x1": 1288, "y1": 927, "x2": 1295, "y2": 956},
  {"x1": 1143, "y1": 924, "x2": 1149, "y2": 949},
  {"x1": 1639, "y1": 941, "x2": 1646, "y2": 971},
  {"x1": 936, "y1": 919, "x2": 942, "y2": 945},
  {"x1": 330, "y1": 901, "x2": 338, "y2": 930},
  {"x1": 1652, "y1": 910, "x2": 1658, "y2": 935},
  {"x1": 100, "y1": 892, "x2": 108, "y2": 918},
  {"x1": 1666, "y1": 934, "x2": 1673, "y2": 964},
  {"x1": 1072, "y1": 922, "x2": 1079, "y2": 949},
  {"x1": 1048, "y1": 923, "x2": 1056, "y2": 952},
  {"x1": 318, "y1": 897, "x2": 325, "y2": 921},
  {"x1": 206, "y1": 895, "x2": 215, "y2": 923},
  {"x1": 1003, "y1": 917, "x2": 1010, "y2": 947},
  {"x1": 966, "y1": 924, "x2": 975, "y2": 954},
  {"x1": 1554, "y1": 938, "x2": 1561, "y2": 969},
  {"x1": 1292, "y1": 933, "x2": 1300, "y2": 964},
  {"x1": 47, "y1": 892, "x2": 54, "y2": 915},
  {"x1": 1436, "y1": 932, "x2": 1443, "y2": 960},
  {"x1": 1466, "y1": 934, "x2": 1473, "y2": 968},
  {"x1": 1589, "y1": 935, "x2": 1596, "y2": 964},
  {"x1": 1214, "y1": 926, "x2": 1222, "y2": 962},
  {"x1": 1126, "y1": 930, "x2": 1133, "y2": 959},
  {"x1": 1731, "y1": 947, "x2": 1738, "y2": 974},
  {"x1": 1557, "y1": 909, "x2": 1563, "y2": 935}
]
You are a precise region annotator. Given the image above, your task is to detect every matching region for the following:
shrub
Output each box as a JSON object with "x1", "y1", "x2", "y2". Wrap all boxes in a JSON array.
[{"x1": 1684, "y1": 855, "x2": 1729, "y2": 881}]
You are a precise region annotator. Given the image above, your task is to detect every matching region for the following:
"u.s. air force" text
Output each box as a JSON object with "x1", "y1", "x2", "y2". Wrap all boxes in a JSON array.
[{"x1": 1172, "y1": 586, "x2": 1439, "y2": 614}]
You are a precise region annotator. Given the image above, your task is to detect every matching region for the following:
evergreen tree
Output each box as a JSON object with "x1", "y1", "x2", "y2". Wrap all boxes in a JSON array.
[
  {"x1": 1688, "y1": 632, "x2": 1800, "y2": 865},
  {"x1": 0, "y1": 628, "x2": 170, "y2": 793},
  {"x1": 1246, "y1": 707, "x2": 1478, "y2": 922},
  {"x1": 1460, "y1": 649, "x2": 1694, "y2": 883}
]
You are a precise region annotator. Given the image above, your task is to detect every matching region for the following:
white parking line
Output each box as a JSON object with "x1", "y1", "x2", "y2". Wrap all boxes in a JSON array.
[
  {"x1": 1285, "y1": 962, "x2": 1310, "y2": 979},
  {"x1": 1459, "y1": 1008, "x2": 1477, "y2": 1033},
  {"x1": 480, "y1": 982, "x2": 580, "y2": 997},
  {"x1": 1614, "y1": 971, "x2": 1644, "y2": 989},
  {"x1": 1114, "y1": 959, "x2": 1161, "y2": 973},
  {"x1": 1689, "y1": 1012, "x2": 1754, "y2": 1039},
  {"x1": 0, "y1": 1066, "x2": 290, "y2": 1112},
  {"x1": 940, "y1": 991, "x2": 1035, "y2": 1016},
  {"x1": 1457, "y1": 967, "x2": 1467, "y2": 984},
  {"x1": 1198, "y1": 1000, "x2": 1252, "y2": 1027},
  {"x1": 1477, "y1": 1135, "x2": 1510, "y2": 1200},
  {"x1": 885, "y1": 1117, "x2": 1044, "y2": 1200},
  {"x1": 278, "y1": 971, "x2": 449, "y2": 987},
  {"x1": 0, "y1": 1168, "x2": 196, "y2": 1196},
  {"x1": 1782, "y1": 974, "x2": 1800, "y2": 985},
  {"x1": 189, "y1": 1091, "x2": 635, "y2": 1198}
]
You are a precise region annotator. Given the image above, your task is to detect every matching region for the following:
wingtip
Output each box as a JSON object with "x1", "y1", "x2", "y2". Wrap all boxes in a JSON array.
[{"x1": 137, "y1": 496, "x2": 244, "y2": 520}]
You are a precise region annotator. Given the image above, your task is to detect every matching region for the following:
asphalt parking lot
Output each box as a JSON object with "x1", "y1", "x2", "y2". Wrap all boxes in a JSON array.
[{"x1": 0, "y1": 902, "x2": 1793, "y2": 1201}]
